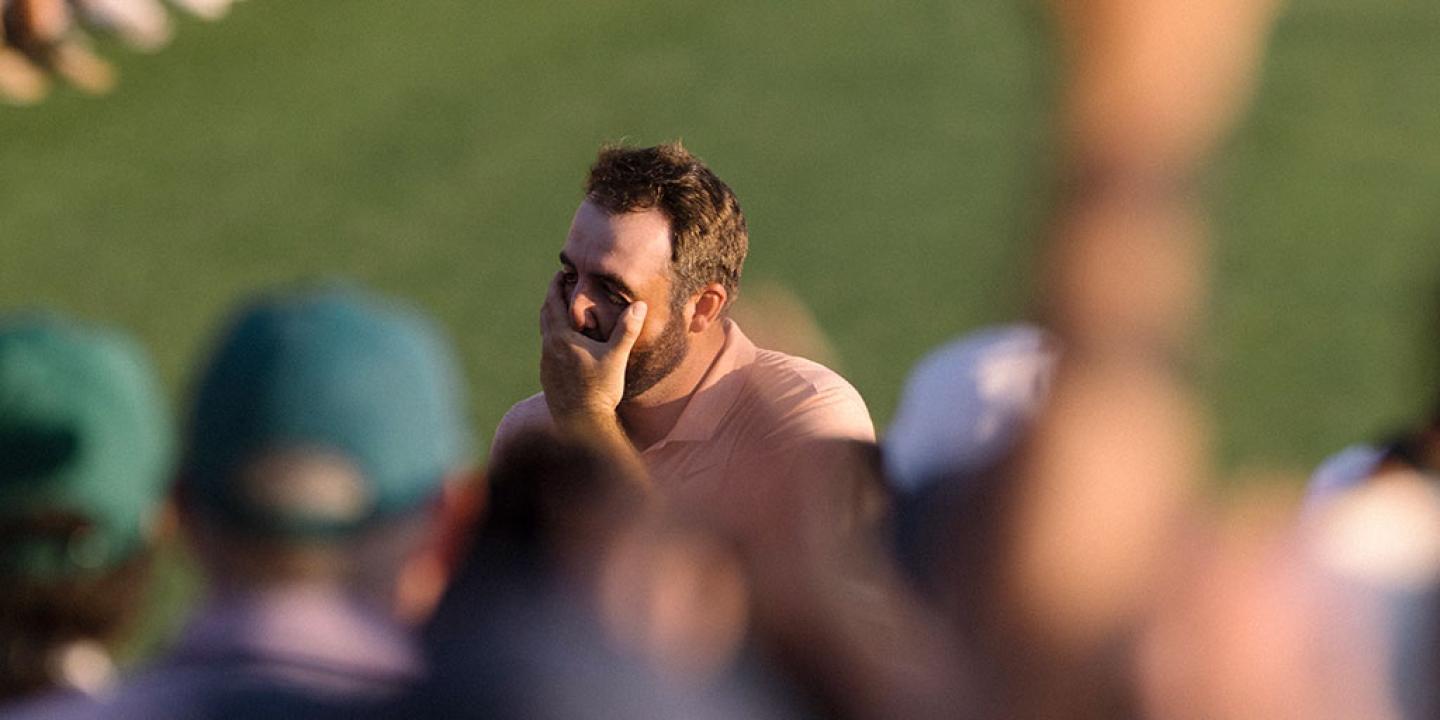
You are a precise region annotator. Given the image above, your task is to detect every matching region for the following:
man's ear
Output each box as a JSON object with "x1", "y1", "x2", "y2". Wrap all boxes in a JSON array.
[
  {"x1": 395, "y1": 467, "x2": 487, "y2": 624},
  {"x1": 688, "y1": 283, "x2": 729, "y2": 333},
  {"x1": 436, "y1": 467, "x2": 487, "y2": 572}
]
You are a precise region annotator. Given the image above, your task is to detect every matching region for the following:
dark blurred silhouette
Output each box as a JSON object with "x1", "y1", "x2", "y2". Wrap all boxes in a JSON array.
[
  {"x1": 391, "y1": 428, "x2": 785, "y2": 720},
  {"x1": 0, "y1": 313, "x2": 172, "y2": 705},
  {"x1": 3, "y1": 284, "x2": 480, "y2": 719}
]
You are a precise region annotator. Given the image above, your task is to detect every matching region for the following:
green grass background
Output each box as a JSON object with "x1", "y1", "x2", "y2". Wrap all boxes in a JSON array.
[{"x1": 2, "y1": 0, "x2": 1438, "y2": 659}]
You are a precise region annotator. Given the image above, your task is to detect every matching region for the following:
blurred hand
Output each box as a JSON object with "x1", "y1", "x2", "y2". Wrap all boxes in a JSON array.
[
  {"x1": 166, "y1": 0, "x2": 233, "y2": 21},
  {"x1": 539, "y1": 271, "x2": 647, "y2": 423},
  {"x1": 0, "y1": 0, "x2": 245, "y2": 106},
  {"x1": 1053, "y1": 0, "x2": 1285, "y2": 173},
  {"x1": 5, "y1": 0, "x2": 73, "y2": 58},
  {"x1": 3, "y1": 0, "x2": 116, "y2": 97},
  {"x1": 0, "y1": 47, "x2": 50, "y2": 105},
  {"x1": 72, "y1": 0, "x2": 173, "y2": 51}
]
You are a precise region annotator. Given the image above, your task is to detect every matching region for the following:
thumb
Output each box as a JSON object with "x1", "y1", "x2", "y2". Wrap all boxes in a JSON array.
[{"x1": 609, "y1": 301, "x2": 648, "y2": 354}]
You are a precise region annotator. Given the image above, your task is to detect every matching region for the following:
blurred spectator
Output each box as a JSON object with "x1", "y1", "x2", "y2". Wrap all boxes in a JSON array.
[
  {"x1": 1133, "y1": 490, "x2": 1401, "y2": 720},
  {"x1": 884, "y1": 324, "x2": 1055, "y2": 495},
  {"x1": 882, "y1": 325, "x2": 1056, "y2": 591},
  {"x1": 392, "y1": 428, "x2": 781, "y2": 720},
  {"x1": 0, "y1": 314, "x2": 172, "y2": 704},
  {"x1": 733, "y1": 438, "x2": 972, "y2": 720},
  {"x1": 1296, "y1": 303, "x2": 1440, "y2": 717},
  {"x1": 1301, "y1": 438, "x2": 1440, "y2": 719},
  {"x1": 4, "y1": 283, "x2": 479, "y2": 719}
]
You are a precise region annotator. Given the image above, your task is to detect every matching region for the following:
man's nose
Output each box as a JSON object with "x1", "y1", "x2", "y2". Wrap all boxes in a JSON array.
[{"x1": 568, "y1": 288, "x2": 600, "y2": 334}]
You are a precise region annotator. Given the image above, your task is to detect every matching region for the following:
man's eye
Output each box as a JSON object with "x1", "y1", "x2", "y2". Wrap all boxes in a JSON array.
[{"x1": 606, "y1": 293, "x2": 628, "y2": 307}]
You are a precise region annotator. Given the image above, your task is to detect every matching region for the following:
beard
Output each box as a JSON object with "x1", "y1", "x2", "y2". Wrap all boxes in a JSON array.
[{"x1": 622, "y1": 304, "x2": 688, "y2": 401}]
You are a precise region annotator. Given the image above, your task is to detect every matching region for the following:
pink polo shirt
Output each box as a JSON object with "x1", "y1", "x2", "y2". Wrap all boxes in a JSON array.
[{"x1": 490, "y1": 320, "x2": 874, "y2": 527}]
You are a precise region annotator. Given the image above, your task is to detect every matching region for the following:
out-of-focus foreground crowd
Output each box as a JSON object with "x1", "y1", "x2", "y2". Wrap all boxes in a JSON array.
[{"x1": 4, "y1": 1, "x2": 1438, "y2": 719}]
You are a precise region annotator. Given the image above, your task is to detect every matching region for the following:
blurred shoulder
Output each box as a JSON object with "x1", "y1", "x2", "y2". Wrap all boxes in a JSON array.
[{"x1": 0, "y1": 690, "x2": 102, "y2": 720}]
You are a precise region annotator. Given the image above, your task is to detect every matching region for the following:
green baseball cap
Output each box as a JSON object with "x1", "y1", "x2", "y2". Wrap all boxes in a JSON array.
[
  {"x1": 0, "y1": 314, "x2": 173, "y2": 578},
  {"x1": 181, "y1": 283, "x2": 474, "y2": 537}
]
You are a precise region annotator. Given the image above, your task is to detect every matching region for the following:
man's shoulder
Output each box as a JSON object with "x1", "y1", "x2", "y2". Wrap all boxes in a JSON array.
[
  {"x1": 740, "y1": 345, "x2": 874, "y2": 442},
  {"x1": 746, "y1": 345, "x2": 866, "y2": 411},
  {"x1": 500, "y1": 392, "x2": 552, "y2": 427},
  {"x1": 749, "y1": 347, "x2": 854, "y2": 392},
  {"x1": 490, "y1": 392, "x2": 554, "y2": 459}
]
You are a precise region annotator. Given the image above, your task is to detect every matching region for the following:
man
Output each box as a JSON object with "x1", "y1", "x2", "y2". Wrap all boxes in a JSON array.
[
  {"x1": 0, "y1": 313, "x2": 172, "y2": 704},
  {"x1": 492, "y1": 142, "x2": 874, "y2": 537},
  {"x1": 5, "y1": 284, "x2": 478, "y2": 719}
]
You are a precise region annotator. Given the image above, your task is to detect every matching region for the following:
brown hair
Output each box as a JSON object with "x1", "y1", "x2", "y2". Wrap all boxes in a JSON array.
[
  {"x1": 584, "y1": 143, "x2": 748, "y2": 306},
  {"x1": 0, "y1": 543, "x2": 154, "y2": 702}
]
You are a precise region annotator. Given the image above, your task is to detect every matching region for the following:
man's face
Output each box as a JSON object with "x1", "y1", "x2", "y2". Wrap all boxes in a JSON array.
[{"x1": 560, "y1": 201, "x2": 690, "y2": 400}]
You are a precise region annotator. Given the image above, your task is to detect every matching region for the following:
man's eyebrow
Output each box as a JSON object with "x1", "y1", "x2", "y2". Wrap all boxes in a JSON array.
[
  {"x1": 557, "y1": 252, "x2": 637, "y2": 298},
  {"x1": 597, "y1": 273, "x2": 637, "y2": 300}
]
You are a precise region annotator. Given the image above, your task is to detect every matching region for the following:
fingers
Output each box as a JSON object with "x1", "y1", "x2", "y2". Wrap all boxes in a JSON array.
[
  {"x1": 0, "y1": 0, "x2": 241, "y2": 107},
  {"x1": 0, "y1": 49, "x2": 50, "y2": 105},
  {"x1": 74, "y1": 0, "x2": 173, "y2": 52},
  {"x1": 167, "y1": 0, "x2": 233, "y2": 21},
  {"x1": 608, "y1": 301, "x2": 647, "y2": 355}
]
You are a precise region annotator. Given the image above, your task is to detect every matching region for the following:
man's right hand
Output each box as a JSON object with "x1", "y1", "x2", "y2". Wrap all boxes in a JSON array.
[{"x1": 539, "y1": 271, "x2": 648, "y2": 424}]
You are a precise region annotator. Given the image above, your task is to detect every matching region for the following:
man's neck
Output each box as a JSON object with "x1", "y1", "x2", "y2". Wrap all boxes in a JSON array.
[{"x1": 617, "y1": 323, "x2": 728, "y2": 450}]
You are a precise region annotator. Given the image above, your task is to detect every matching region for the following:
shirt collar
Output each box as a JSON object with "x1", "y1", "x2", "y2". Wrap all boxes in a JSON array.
[{"x1": 643, "y1": 319, "x2": 755, "y2": 451}]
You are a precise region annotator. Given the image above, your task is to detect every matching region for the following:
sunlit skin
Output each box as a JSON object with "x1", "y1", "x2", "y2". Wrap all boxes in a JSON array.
[{"x1": 549, "y1": 200, "x2": 729, "y2": 451}]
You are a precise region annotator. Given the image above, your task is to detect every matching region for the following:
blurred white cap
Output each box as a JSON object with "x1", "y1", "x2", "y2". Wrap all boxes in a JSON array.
[{"x1": 884, "y1": 324, "x2": 1056, "y2": 494}]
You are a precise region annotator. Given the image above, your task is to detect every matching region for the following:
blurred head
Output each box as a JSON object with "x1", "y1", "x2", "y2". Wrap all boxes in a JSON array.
[
  {"x1": 443, "y1": 429, "x2": 750, "y2": 686},
  {"x1": 885, "y1": 325, "x2": 1056, "y2": 494},
  {"x1": 561, "y1": 142, "x2": 748, "y2": 400},
  {"x1": 177, "y1": 283, "x2": 475, "y2": 612},
  {"x1": 473, "y1": 427, "x2": 647, "y2": 578},
  {"x1": 884, "y1": 325, "x2": 1056, "y2": 592},
  {"x1": 0, "y1": 313, "x2": 173, "y2": 700}
]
